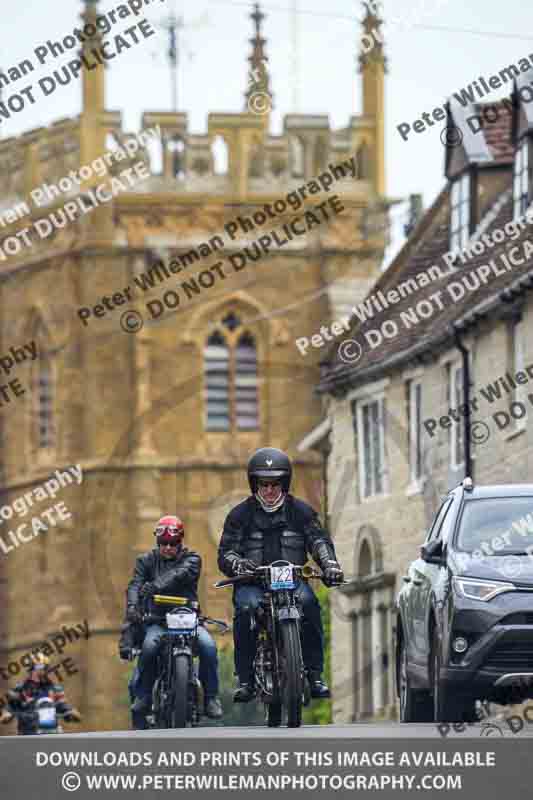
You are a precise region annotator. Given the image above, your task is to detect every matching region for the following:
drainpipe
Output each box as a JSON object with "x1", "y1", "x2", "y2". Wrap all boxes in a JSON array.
[{"x1": 454, "y1": 328, "x2": 473, "y2": 480}]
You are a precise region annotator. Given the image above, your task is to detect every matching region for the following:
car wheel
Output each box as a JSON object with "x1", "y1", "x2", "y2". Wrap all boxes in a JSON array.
[
  {"x1": 431, "y1": 633, "x2": 476, "y2": 722},
  {"x1": 398, "y1": 637, "x2": 433, "y2": 722}
]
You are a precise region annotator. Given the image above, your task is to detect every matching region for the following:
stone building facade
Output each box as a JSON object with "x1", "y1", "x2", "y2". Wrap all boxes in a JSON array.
[
  {"x1": 312, "y1": 74, "x2": 533, "y2": 722},
  {"x1": 0, "y1": 1, "x2": 388, "y2": 730}
]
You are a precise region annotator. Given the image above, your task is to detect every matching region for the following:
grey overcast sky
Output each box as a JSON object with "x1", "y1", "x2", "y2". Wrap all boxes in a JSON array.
[{"x1": 2, "y1": 0, "x2": 533, "y2": 261}]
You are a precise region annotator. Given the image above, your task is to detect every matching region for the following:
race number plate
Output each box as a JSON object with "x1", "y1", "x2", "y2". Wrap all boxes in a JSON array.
[
  {"x1": 37, "y1": 706, "x2": 57, "y2": 729},
  {"x1": 270, "y1": 565, "x2": 295, "y2": 590},
  {"x1": 166, "y1": 611, "x2": 197, "y2": 630}
]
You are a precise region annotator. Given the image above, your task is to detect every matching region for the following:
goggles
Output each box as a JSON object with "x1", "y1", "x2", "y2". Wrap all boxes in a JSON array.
[
  {"x1": 155, "y1": 525, "x2": 182, "y2": 536},
  {"x1": 156, "y1": 530, "x2": 182, "y2": 546}
]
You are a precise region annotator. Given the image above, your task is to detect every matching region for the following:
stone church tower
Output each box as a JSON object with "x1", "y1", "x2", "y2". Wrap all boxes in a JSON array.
[{"x1": 0, "y1": 0, "x2": 388, "y2": 730}]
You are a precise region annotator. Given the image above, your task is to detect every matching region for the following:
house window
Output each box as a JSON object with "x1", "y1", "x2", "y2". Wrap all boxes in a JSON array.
[
  {"x1": 449, "y1": 172, "x2": 471, "y2": 252},
  {"x1": 355, "y1": 396, "x2": 387, "y2": 499},
  {"x1": 204, "y1": 314, "x2": 259, "y2": 432},
  {"x1": 513, "y1": 138, "x2": 529, "y2": 219},
  {"x1": 407, "y1": 380, "x2": 423, "y2": 484},
  {"x1": 449, "y1": 363, "x2": 464, "y2": 469},
  {"x1": 509, "y1": 317, "x2": 527, "y2": 431}
]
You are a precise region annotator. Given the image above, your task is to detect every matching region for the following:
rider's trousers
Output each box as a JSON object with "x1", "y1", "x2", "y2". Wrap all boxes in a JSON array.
[
  {"x1": 133, "y1": 624, "x2": 219, "y2": 702},
  {"x1": 233, "y1": 581, "x2": 324, "y2": 683}
]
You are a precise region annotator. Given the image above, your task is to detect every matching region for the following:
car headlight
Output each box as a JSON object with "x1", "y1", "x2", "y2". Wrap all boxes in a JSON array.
[{"x1": 452, "y1": 576, "x2": 516, "y2": 602}]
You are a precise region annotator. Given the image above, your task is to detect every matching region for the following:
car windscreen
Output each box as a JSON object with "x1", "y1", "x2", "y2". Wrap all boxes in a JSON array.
[{"x1": 454, "y1": 497, "x2": 533, "y2": 554}]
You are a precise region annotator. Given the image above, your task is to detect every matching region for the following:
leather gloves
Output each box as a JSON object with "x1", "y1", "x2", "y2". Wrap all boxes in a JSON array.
[
  {"x1": 232, "y1": 558, "x2": 257, "y2": 576},
  {"x1": 64, "y1": 708, "x2": 82, "y2": 722},
  {"x1": 119, "y1": 646, "x2": 133, "y2": 662},
  {"x1": 139, "y1": 582, "x2": 156, "y2": 598},
  {"x1": 126, "y1": 604, "x2": 141, "y2": 623},
  {"x1": 0, "y1": 709, "x2": 13, "y2": 725},
  {"x1": 322, "y1": 561, "x2": 344, "y2": 587}
]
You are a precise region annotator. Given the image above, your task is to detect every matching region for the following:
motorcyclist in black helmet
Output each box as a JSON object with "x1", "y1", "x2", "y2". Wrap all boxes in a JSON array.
[{"x1": 218, "y1": 447, "x2": 344, "y2": 703}]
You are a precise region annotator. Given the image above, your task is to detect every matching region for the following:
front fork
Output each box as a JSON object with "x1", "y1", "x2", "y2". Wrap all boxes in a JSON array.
[{"x1": 266, "y1": 593, "x2": 310, "y2": 704}]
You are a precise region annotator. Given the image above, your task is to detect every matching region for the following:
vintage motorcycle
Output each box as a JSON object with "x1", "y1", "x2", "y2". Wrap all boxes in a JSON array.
[
  {"x1": 215, "y1": 560, "x2": 327, "y2": 728},
  {"x1": 3, "y1": 696, "x2": 77, "y2": 735},
  {"x1": 138, "y1": 594, "x2": 229, "y2": 729}
]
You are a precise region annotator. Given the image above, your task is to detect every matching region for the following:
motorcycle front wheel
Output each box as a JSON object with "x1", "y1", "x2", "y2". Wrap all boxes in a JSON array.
[
  {"x1": 280, "y1": 621, "x2": 304, "y2": 728},
  {"x1": 171, "y1": 654, "x2": 190, "y2": 728}
]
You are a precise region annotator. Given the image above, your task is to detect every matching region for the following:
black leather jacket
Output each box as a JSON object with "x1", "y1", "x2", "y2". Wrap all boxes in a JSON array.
[
  {"x1": 127, "y1": 547, "x2": 201, "y2": 619},
  {"x1": 217, "y1": 495, "x2": 339, "y2": 577}
]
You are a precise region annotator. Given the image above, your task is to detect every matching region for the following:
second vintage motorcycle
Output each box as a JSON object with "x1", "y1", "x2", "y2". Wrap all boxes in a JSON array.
[{"x1": 137, "y1": 593, "x2": 229, "y2": 729}]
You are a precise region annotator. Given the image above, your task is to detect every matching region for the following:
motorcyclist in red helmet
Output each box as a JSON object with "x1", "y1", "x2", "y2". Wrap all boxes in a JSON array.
[{"x1": 120, "y1": 515, "x2": 222, "y2": 726}]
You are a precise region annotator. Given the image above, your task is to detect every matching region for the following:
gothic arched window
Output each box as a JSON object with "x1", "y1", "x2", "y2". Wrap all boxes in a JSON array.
[
  {"x1": 204, "y1": 315, "x2": 259, "y2": 432},
  {"x1": 204, "y1": 331, "x2": 230, "y2": 431},
  {"x1": 235, "y1": 333, "x2": 258, "y2": 430},
  {"x1": 32, "y1": 319, "x2": 55, "y2": 452},
  {"x1": 358, "y1": 539, "x2": 373, "y2": 578}
]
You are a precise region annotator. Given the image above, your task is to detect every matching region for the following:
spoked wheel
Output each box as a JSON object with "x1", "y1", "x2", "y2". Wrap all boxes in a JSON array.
[
  {"x1": 398, "y1": 638, "x2": 432, "y2": 722},
  {"x1": 266, "y1": 701, "x2": 283, "y2": 727},
  {"x1": 280, "y1": 621, "x2": 304, "y2": 728},
  {"x1": 171, "y1": 654, "x2": 190, "y2": 728},
  {"x1": 152, "y1": 678, "x2": 167, "y2": 729}
]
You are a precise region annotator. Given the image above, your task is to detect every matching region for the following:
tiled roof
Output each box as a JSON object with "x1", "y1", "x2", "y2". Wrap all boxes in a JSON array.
[
  {"x1": 476, "y1": 102, "x2": 515, "y2": 163},
  {"x1": 318, "y1": 178, "x2": 533, "y2": 395}
]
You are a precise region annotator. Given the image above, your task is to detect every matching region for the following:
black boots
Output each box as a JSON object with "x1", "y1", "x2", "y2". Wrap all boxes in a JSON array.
[
  {"x1": 205, "y1": 697, "x2": 223, "y2": 718},
  {"x1": 233, "y1": 681, "x2": 255, "y2": 702},
  {"x1": 308, "y1": 671, "x2": 331, "y2": 699}
]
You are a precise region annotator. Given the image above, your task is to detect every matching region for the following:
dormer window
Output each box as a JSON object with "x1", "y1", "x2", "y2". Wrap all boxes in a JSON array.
[
  {"x1": 449, "y1": 172, "x2": 471, "y2": 252},
  {"x1": 513, "y1": 138, "x2": 529, "y2": 219}
]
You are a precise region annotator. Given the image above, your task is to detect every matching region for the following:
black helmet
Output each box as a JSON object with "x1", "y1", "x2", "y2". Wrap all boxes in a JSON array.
[{"x1": 247, "y1": 447, "x2": 292, "y2": 493}]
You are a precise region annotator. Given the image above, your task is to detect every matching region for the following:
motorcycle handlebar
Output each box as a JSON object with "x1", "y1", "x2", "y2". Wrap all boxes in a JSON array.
[
  {"x1": 213, "y1": 565, "x2": 333, "y2": 589},
  {"x1": 214, "y1": 574, "x2": 350, "y2": 589}
]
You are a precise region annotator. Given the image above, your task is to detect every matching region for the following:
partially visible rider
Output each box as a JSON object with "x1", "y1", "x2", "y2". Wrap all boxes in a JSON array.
[
  {"x1": 0, "y1": 652, "x2": 81, "y2": 735},
  {"x1": 217, "y1": 447, "x2": 344, "y2": 703},
  {"x1": 120, "y1": 515, "x2": 223, "y2": 727}
]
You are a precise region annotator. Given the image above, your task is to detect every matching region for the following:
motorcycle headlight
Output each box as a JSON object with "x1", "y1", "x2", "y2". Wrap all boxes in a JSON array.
[{"x1": 452, "y1": 576, "x2": 516, "y2": 602}]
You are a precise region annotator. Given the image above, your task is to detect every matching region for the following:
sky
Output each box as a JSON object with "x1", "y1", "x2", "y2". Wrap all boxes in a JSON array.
[{"x1": 2, "y1": 0, "x2": 533, "y2": 263}]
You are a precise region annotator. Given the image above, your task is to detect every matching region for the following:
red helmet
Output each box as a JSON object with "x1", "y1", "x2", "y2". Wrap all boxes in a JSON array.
[{"x1": 154, "y1": 515, "x2": 185, "y2": 546}]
